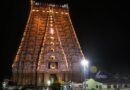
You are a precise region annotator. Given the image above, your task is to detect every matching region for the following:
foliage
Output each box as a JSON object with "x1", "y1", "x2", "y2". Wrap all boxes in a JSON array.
[{"x1": 50, "y1": 82, "x2": 61, "y2": 90}]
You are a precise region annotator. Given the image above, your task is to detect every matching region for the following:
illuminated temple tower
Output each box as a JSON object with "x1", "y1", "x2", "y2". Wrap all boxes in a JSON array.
[{"x1": 12, "y1": 0, "x2": 85, "y2": 86}]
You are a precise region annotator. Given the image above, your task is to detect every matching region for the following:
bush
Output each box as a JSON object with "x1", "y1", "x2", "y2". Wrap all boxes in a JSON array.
[{"x1": 50, "y1": 82, "x2": 61, "y2": 90}]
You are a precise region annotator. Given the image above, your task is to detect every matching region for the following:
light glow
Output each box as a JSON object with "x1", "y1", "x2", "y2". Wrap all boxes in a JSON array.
[
  {"x1": 50, "y1": 37, "x2": 54, "y2": 40},
  {"x1": 50, "y1": 56, "x2": 55, "y2": 60},
  {"x1": 50, "y1": 42, "x2": 54, "y2": 45},
  {"x1": 50, "y1": 28, "x2": 54, "y2": 34},
  {"x1": 61, "y1": 12, "x2": 64, "y2": 14},
  {"x1": 50, "y1": 20, "x2": 53, "y2": 23},
  {"x1": 81, "y1": 59, "x2": 89, "y2": 68},
  {"x1": 50, "y1": 24, "x2": 53, "y2": 27},
  {"x1": 47, "y1": 80, "x2": 51, "y2": 86},
  {"x1": 32, "y1": 9, "x2": 35, "y2": 12}
]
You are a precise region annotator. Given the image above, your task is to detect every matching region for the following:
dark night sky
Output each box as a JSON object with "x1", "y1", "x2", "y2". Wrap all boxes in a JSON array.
[{"x1": 0, "y1": 0, "x2": 129, "y2": 81}]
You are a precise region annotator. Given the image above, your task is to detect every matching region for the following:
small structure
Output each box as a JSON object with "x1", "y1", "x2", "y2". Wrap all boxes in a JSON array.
[
  {"x1": 83, "y1": 78, "x2": 130, "y2": 90},
  {"x1": 83, "y1": 78, "x2": 103, "y2": 90}
]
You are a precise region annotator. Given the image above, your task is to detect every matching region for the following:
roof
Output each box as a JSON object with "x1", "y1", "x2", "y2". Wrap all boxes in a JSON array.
[{"x1": 33, "y1": 0, "x2": 68, "y2": 5}]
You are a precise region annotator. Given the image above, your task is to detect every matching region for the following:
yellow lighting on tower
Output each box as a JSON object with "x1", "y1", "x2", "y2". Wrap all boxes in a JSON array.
[
  {"x1": 50, "y1": 28, "x2": 54, "y2": 34},
  {"x1": 50, "y1": 56, "x2": 55, "y2": 60},
  {"x1": 50, "y1": 37, "x2": 54, "y2": 40},
  {"x1": 50, "y1": 42, "x2": 54, "y2": 45},
  {"x1": 50, "y1": 24, "x2": 53, "y2": 27}
]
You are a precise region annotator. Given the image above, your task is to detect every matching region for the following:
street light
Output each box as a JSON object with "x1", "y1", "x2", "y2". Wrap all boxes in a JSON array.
[
  {"x1": 81, "y1": 59, "x2": 89, "y2": 81},
  {"x1": 47, "y1": 80, "x2": 51, "y2": 90},
  {"x1": 47, "y1": 80, "x2": 51, "y2": 86}
]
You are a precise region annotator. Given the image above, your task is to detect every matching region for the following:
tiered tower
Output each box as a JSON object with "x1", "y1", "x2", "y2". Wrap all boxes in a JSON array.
[{"x1": 12, "y1": 0, "x2": 85, "y2": 86}]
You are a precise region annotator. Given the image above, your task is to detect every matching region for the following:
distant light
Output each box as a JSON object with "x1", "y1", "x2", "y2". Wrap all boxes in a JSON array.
[
  {"x1": 50, "y1": 42, "x2": 54, "y2": 45},
  {"x1": 50, "y1": 20, "x2": 53, "y2": 23},
  {"x1": 50, "y1": 37, "x2": 54, "y2": 40},
  {"x1": 50, "y1": 28, "x2": 54, "y2": 34},
  {"x1": 50, "y1": 24, "x2": 53, "y2": 27},
  {"x1": 2, "y1": 82, "x2": 7, "y2": 88},
  {"x1": 32, "y1": 9, "x2": 35, "y2": 12},
  {"x1": 81, "y1": 59, "x2": 89, "y2": 68},
  {"x1": 35, "y1": 3, "x2": 39, "y2": 5},
  {"x1": 49, "y1": 10, "x2": 52, "y2": 12},
  {"x1": 47, "y1": 80, "x2": 51, "y2": 86}
]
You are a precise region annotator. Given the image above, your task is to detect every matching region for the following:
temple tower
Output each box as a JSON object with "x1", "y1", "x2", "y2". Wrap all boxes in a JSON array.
[{"x1": 12, "y1": 0, "x2": 85, "y2": 86}]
